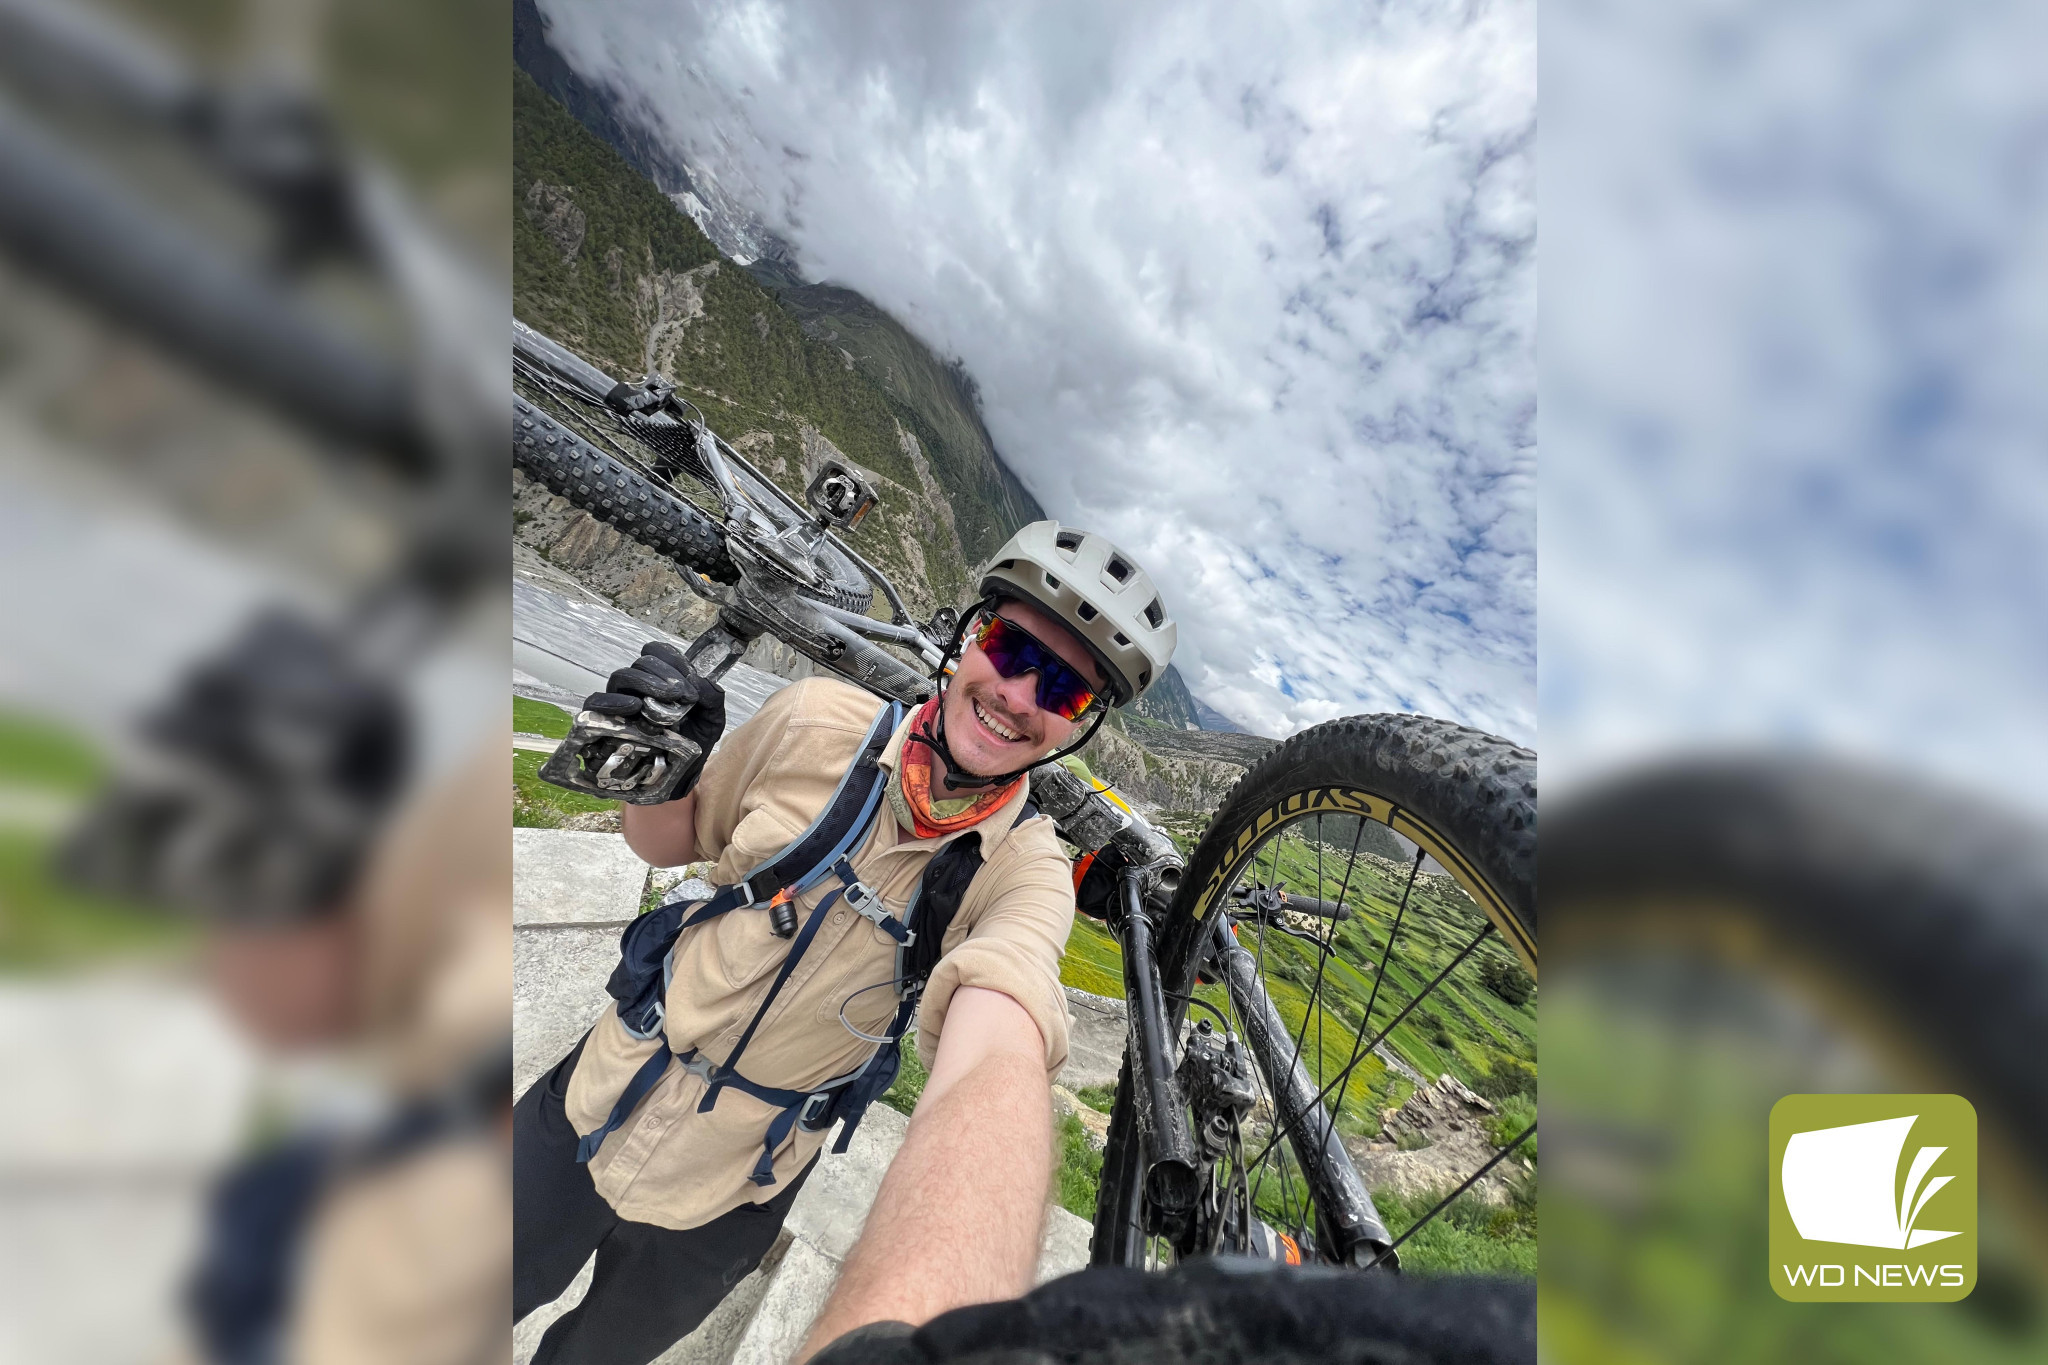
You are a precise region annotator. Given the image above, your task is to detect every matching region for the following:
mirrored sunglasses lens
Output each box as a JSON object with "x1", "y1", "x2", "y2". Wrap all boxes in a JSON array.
[{"x1": 979, "y1": 616, "x2": 1096, "y2": 719}]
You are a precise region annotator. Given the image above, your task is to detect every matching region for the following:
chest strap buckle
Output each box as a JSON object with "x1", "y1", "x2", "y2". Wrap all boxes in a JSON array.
[{"x1": 837, "y1": 861, "x2": 912, "y2": 945}]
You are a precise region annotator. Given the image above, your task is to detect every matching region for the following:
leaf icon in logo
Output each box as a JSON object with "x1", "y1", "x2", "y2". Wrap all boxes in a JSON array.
[{"x1": 1782, "y1": 1115, "x2": 1960, "y2": 1250}]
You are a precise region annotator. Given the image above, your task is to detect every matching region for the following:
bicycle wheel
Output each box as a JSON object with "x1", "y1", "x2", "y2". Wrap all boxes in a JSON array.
[
  {"x1": 514, "y1": 394, "x2": 739, "y2": 585},
  {"x1": 1543, "y1": 760, "x2": 2048, "y2": 1364},
  {"x1": 1093, "y1": 714, "x2": 1537, "y2": 1273},
  {"x1": 512, "y1": 326, "x2": 874, "y2": 614}
]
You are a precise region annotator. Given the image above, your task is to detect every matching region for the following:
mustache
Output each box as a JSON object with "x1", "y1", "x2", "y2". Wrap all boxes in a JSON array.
[{"x1": 966, "y1": 686, "x2": 1039, "y2": 742}]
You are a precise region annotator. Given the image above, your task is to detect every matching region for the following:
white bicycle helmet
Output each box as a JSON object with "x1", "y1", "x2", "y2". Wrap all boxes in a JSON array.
[{"x1": 977, "y1": 521, "x2": 1177, "y2": 706}]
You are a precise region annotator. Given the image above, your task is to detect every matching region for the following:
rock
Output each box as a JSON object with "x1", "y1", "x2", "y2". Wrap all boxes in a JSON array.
[
  {"x1": 1350, "y1": 1074, "x2": 1518, "y2": 1208},
  {"x1": 523, "y1": 182, "x2": 586, "y2": 263},
  {"x1": 514, "y1": 926, "x2": 625, "y2": 1100},
  {"x1": 1056, "y1": 986, "x2": 1126, "y2": 1094}
]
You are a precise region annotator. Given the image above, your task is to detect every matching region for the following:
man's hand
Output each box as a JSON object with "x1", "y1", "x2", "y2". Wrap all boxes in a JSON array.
[
  {"x1": 600, "y1": 642, "x2": 724, "y2": 866},
  {"x1": 795, "y1": 987, "x2": 1052, "y2": 1363},
  {"x1": 585, "y1": 640, "x2": 726, "y2": 795}
]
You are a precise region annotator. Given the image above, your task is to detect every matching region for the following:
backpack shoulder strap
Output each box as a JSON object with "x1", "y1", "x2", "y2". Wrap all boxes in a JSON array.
[
  {"x1": 713, "y1": 697, "x2": 902, "y2": 911},
  {"x1": 897, "y1": 797, "x2": 1043, "y2": 989}
]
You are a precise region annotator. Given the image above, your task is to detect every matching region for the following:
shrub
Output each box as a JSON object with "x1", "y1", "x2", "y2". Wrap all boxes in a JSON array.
[
  {"x1": 1074, "y1": 1084, "x2": 1118, "y2": 1112},
  {"x1": 1479, "y1": 956, "x2": 1534, "y2": 1006},
  {"x1": 1474, "y1": 1055, "x2": 1537, "y2": 1102},
  {"x1": 1488, "y1": 1094, "x2": 1537, "y2": 1160}
]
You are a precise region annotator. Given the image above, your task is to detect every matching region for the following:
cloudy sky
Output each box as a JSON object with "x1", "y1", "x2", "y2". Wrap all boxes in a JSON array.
[
  {"x1": 1542, "y1": 0, "x2": 2048, "y2": 811},
  {"x1": 538, "y1": 0, "x2": 1535, "y2": 742}
]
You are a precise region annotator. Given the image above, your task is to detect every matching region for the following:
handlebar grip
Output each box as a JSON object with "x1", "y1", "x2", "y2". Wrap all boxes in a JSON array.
[{"x1": 1276, "y1": 892, "x2": 1351, "y2": 921}]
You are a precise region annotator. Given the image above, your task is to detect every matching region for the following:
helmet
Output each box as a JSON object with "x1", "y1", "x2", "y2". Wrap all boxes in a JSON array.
[{"x1": 977, "y1": 522, "x2": 1176, "y2": 706}]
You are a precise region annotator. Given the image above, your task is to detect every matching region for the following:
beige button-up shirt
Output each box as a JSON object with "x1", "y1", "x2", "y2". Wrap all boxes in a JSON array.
[{"x1": 563, "y1": 676, "x2": 1077, "y2": 1230}]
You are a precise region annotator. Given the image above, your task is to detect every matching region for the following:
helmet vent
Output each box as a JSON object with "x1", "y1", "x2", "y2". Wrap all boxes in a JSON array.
[
  {"x1": 1139, "y1": 668, "x2": 1151, "y2": 688},
  {"x1": 1043, "y1": 572, "x2": 1061, "y2": 591},
  {"x1": 1113, "y1": 631, "x2": 1130, "y2": 647},
  {"x1": 1143, "y1": 598, "x2": 1165, "y2": 628},
  {"x1": 1105, "y1": 556, "x2": 1131, "y2": 583},
  {"x1": 1054, "y1": 529, "x2": 1084, "y2": 555},
  {"x1": 1076, "y1": 602, "x2": 1098, "y2": 621}
]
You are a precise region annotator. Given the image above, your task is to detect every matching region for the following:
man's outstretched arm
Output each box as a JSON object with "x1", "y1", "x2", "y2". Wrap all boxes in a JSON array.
[{"x1": 795, "y1": 985, "x2": 1053, "y2": 1362}]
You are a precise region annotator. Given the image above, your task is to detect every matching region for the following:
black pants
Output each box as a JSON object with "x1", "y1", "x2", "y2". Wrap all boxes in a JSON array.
[{"x1": 514, "y1": 1038, "x2": 818, "y2": 1365}]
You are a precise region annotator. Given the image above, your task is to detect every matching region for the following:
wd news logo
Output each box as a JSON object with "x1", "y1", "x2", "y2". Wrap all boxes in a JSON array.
[{"x1": 1770, "y1": 1094, "x2": 1976, "y2": 1302}]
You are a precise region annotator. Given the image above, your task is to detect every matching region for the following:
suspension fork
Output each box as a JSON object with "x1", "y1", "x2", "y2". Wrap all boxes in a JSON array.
[
  {"x1": 1116, "y1": 867, "x2": 1200, "y2": 1243},
  {"x1": 1207, "y1": 913, "x2": 1397, "y2": 1268}
]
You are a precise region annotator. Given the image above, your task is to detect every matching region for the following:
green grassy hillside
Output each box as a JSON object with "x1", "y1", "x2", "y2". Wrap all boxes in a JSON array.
[{"x1": 755, "y1": 278, "x2": 1046, "y2": 570}]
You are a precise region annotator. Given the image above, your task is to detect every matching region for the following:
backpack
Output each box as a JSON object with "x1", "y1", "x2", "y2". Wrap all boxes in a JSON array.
[{"x1": 575, "y1": 699, "x2": 1041, "y2": 1186}]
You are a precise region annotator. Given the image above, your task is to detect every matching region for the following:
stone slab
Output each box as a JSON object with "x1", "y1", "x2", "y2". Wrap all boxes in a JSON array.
[
  {"x1": 1036, "y1": 1205, "x2": 1093, "y2": 1283},
  {"x1": 0, "y1": 977, "x2": 254, "y2": 1171},
  {"x1": 514, "y1": 828, "x2": 650, "y2": 927},
  {"x1": 783, "y1": 1104, "x2": 912, "y2": 1262},
  {"x1": 729, "y1": 1235, "x2": 839, "y2": 1365},
  {"x1": 514, "y1": 926, "x2": 623, "y2": 1099},
  {"x1": 1056, "y1": 986, "x2": 1127, "y2": 1095}
]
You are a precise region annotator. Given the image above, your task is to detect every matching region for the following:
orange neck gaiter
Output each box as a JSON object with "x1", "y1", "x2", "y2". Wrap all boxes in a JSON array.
[{"x1": 893, "y1": 697, "x2": 1024, "y2": 839}]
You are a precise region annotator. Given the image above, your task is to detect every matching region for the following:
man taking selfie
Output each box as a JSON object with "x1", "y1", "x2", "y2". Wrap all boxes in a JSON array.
[{"x1": 513, "y1": 522, "x2": 1176, "y2": 1365}]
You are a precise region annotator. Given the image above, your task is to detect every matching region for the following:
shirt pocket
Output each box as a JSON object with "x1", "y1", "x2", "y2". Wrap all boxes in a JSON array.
[{"x1": 709, "y1": 904, "x2": 792, "y2": 991}]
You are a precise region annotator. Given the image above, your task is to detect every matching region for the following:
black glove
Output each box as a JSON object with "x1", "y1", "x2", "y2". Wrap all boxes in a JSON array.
[
  {"x1": 64, "y1": 609, "x2": 408, "y2": 921},
  {"x1": 582, "y1": 641, "x2": 725, "y2": 798}
]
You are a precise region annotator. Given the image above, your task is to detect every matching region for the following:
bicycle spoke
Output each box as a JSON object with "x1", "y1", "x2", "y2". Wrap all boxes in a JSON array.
[
  {"x1": 1306, "y1": 919, "x2": 1496, "y2": 1156},
  {"x1": 1239, "y1": 845, "x2": 1427, "y2": 1175},
  {"x1": 1361, "y1": 1121, "x2": 1536, "y2": 1270},
  {"x1": 1279, "y1": 814, "x2": 1364, "y2": 1127}
]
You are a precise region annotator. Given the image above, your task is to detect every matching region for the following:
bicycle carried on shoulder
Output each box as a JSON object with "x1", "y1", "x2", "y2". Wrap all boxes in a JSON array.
[{"x1": 514, "y1": 319, "x2": 1538, "y2": 1274}]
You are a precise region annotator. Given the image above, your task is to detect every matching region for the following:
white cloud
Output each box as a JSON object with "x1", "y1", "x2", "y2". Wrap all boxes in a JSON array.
[{"x1": 538, "y1": 0, "x2": 1536, "y2": 742}]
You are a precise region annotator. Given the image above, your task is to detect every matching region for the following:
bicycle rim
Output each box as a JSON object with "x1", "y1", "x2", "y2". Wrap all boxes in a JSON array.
[{"x1": 1093, "y1": 714, "x2": 1537, "y2": 1275}]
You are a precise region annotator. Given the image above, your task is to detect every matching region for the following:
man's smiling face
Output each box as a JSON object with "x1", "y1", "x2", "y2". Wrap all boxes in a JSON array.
[{"x1": 941, "y1": 596, "x2": 1109, "y2": 778}]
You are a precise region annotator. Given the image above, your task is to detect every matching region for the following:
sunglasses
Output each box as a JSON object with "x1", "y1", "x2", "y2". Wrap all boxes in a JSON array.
[{"x1": 969, "y1": 612, "x2": 1102, "y2": 721}]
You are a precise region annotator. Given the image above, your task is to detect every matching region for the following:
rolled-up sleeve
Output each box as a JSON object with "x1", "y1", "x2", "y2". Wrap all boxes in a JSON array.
[{"x1": 914, "y1": 823, "x2": 1077, "y2": 1077}]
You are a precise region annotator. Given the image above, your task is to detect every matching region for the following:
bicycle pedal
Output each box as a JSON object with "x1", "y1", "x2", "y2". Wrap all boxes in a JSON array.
[{"x1": 540, "y1": 713, "x2": 702, "y2": 806}]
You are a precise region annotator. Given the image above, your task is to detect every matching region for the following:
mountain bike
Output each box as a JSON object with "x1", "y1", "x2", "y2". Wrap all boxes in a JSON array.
[
  {"x1": 514, "y1": 320, "x2": 1539, "y2": 1274},
  {"x1": 0, "y1": 0, "x2": 501, "y2": 917}
]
